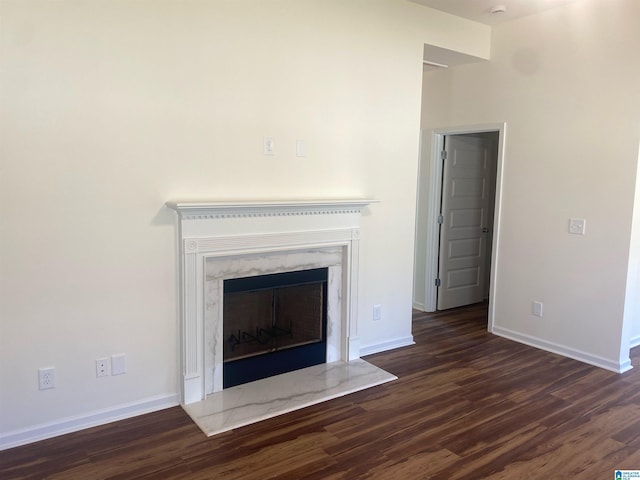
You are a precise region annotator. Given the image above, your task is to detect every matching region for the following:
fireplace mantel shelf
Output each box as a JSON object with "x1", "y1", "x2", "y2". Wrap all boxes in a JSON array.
[{"x1": 166, "y1": 199, "x2": 377, "y2": 219}]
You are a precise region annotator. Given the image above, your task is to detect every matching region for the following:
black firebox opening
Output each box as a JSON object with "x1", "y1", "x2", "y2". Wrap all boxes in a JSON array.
[{"x1": 223, "y1": 267, "x2": 328, "y2": 389}]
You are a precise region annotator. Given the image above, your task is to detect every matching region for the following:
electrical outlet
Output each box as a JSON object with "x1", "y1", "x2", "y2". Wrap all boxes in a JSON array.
[
  {"x1": 532, "y1": 301, "x2": 543, "y2": 318},
  {"x1": 96, "y1": 357, "x2": 110, "y2": 377},
  {"x1": 373, "y1": 304, "x2": 382, "y2": 321},
  {"x1": 38, "y1": 367, "x2": 56, "y2": 390}
]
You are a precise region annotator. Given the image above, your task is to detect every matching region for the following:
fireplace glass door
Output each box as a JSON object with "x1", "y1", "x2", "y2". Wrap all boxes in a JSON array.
[{"x1": 223, "y1": 268, "x2": 328, "y2": 388}]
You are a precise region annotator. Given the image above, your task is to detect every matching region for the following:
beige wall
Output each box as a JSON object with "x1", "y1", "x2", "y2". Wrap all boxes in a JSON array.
[
  {"x1": 420, "y1": 0, "x2": 640, "y2": 369},
  {"x1": 0, "y1": 0, "x2": 490, "y2": 444}
]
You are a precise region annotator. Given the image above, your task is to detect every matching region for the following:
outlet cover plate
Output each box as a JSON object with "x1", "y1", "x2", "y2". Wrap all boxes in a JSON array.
[
  {"x1": 96, "y1": 358, "x2": 110, "y2": 377},
  {"x1": 111, "y1": 353, "x2": 126, "y2": 376},
  {"x1": 38, "y1": 367, "x2": 56, "y2": 390}
]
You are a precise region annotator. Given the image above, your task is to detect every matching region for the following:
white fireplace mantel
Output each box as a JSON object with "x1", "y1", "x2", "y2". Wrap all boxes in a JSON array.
[
  {"x1": 166, "y1": 198, "x2": 377, "y2": 405},
  {"x1": 165, "y1": 199, "x2": 375, "y2": 219}
]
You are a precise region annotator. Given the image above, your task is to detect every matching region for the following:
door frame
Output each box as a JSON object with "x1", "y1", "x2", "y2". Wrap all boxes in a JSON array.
[{"x1": 420, "y1": 123, "x2": 506, "y2": 333}]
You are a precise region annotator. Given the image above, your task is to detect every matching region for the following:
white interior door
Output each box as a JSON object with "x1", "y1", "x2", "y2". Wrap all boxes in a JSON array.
[{"x1": 437, "y1": 134, "x2": 496, "y2": 310}]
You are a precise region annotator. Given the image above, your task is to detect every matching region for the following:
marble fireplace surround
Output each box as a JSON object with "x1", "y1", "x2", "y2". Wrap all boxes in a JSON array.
[
  {"x1": 166, "y1": 199, "x2": 379, "y2": 406},
  {"x1": 204, "y1": 247, "x2": 344, "y2": 395}
]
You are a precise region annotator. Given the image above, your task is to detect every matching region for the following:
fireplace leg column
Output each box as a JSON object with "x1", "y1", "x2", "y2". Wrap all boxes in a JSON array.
[
  {"x1": 182, "y1": 247, "x2": 205, "y2": 404},
  {"x1": 347, "y1": 229, "x2": 361, "y2": 361}
]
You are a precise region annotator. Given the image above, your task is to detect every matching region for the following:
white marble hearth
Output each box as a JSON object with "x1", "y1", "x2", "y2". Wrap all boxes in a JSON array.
[{"x1": 183, "y1": 359, "x2": 396, "y2": 436}]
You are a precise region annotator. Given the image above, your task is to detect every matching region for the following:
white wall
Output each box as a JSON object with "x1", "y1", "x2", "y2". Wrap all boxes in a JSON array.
[
  {"x1": 0, "y1": 0, "x2": 490, "y2": 447},
  {"x1": 420, "y1": 0, "x2": 640, "y2": 371}
]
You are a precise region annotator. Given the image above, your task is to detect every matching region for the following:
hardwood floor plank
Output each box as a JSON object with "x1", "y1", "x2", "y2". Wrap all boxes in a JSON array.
[
  {"x1": 361, "y1": 448, "x2": 461, "y2": 480},
  {"x1": 3, "y1": 303, "x2": 640, "y2": 479}
]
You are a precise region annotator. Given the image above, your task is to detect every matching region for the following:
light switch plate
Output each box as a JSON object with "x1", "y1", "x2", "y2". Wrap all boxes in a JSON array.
[
  {"x1": 569, "y1": 218, "x2": 586, "y2": 235},
  {"x1": 373, "y1": 304, "x2": 381, "y2": 321},
  {"x1": 263, "y1": 136, "x2": 274, "y2": 155},
  {"x1": 296, "y1": 139, "x2": 307, "y2": 158},
  {"x1": 532, "y1": 301, "x2": 543, "y2": 317}
]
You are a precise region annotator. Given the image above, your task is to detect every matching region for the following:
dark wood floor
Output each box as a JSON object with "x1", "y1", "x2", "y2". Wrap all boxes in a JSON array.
[{"x1": 3, "y1": 303, "x2": 640, "y2": 479}]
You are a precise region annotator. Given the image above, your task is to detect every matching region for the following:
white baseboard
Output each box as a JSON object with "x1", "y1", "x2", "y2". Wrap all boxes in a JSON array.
[
  {"x1": 360, "y1": 335, "x2": 415, "y2": 357},
  {"x1": 412, "y1": 301, "x2": 425, "y2": 311},
  {"x1": 631, "y1": 335, "x2": 640, "y2": 349},
  {"x1": 492, "y1": 326, "x2": 632, "y2": 374},
  {"x1": 0, "y1": 393, "x2": 179, "y2": 452}
]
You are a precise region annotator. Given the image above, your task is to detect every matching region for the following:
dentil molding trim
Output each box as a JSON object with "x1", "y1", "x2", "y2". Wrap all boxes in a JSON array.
[{"x1": 165, "y1": 199, "x2": 377, "y2": 219}]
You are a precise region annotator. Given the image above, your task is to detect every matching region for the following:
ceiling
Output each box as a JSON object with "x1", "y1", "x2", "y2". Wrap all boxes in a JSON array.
[
  {"x1": 410, "y1": 0, "x2": 578, "y2": 25},
  {"x1": 417, "y1": 0, "x2": 580, "y2": 70}
]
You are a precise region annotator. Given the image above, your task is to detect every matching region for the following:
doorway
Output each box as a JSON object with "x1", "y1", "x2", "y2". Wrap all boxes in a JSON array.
[
  {"x1": 413, "y1": 124, "x2": 505, "y2": 329},
  {"x1": 437, "y1": 132, "x2": 497, "y2": 310}
]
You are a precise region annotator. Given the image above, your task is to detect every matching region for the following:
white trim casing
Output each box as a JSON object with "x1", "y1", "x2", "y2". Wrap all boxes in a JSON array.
[{"x1": 419, "y1": 123, "x2": 506, "y2": 334}]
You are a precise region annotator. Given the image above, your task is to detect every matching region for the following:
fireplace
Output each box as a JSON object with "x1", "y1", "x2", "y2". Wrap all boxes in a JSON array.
[
  {"x1": 223, "y1": 268, "x2": 328, "y2": 388},
  {"x1": 166, "y1": 199, "x2": 375, "y2": 404}
]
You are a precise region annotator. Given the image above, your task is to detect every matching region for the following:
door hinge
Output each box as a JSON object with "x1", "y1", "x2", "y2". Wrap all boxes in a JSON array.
[
  {"x1": 440, "y1": 150, "x2": 447, "y2": 160},
  {"x1": 437, "y1": 214, "x2": 444, "y2": 225},
  {"x1": 435, "y1": 278, "x2": 441, "y2": 287}
]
